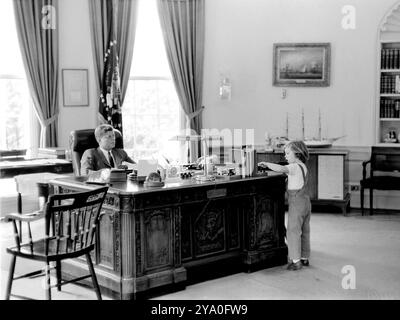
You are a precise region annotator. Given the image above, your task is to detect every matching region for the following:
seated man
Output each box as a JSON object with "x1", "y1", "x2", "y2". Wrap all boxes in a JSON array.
[{"x1": 80, "y1": 124, "x2": 135, "y2": 175}]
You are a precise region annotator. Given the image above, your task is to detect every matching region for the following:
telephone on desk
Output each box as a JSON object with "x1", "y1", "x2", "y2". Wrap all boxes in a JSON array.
[{"x1": 182, "y1": 163, "x2": 201, "y2": 170}]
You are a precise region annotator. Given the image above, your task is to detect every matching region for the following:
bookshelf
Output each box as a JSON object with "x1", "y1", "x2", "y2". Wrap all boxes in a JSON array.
[
  {"x1": 377, "y1": 3, "x2": 400, "y2": 145},
  {"x1": 378, "y1": 43, "x2": 400, "y2": 144}
]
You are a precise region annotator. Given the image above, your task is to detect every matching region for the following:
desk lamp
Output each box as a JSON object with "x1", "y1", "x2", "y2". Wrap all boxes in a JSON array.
[
  {"x1": 195, "y1": 134, "x2": 223, "y2": 182},
  {"x1": 169, "y1": 134, "x2": 201, "y2": 164}
]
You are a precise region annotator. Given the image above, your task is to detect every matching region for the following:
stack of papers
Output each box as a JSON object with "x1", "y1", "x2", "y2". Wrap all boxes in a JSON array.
[{"x1": 137, "y1": 159, "x2": 158, "y2": 177}]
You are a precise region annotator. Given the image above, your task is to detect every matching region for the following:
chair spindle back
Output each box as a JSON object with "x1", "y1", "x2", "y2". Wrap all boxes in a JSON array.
[{"x1": 44, "y1": 187, "x2": 109, "y2": 256}]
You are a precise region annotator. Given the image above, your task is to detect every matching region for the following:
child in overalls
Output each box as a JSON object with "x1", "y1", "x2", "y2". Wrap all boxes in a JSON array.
[{"x1": 258, "y1": 140, "x2": 311, "y2": 271}]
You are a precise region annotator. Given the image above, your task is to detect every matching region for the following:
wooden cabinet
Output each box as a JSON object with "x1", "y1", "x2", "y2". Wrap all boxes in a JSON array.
[{"x1": 257, "y1": 149, "x2": 350, "y2": 214}]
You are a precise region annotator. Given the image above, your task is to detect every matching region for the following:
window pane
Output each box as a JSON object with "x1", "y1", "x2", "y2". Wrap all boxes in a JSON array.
[
  {"x1": 0, "y1": 0, "x2": 25, "y2": 77},
  {"x1": 130, "y1": 0, "x2": 170, "y2": 77},
  {"x1": 123, "y1": 79, "x2": 181, "y2": 162},
  {"x1": 123, "y1": 0, "x2": 182, "y2": 163},
  {"x1": 0, "y1": 0, "x2": 33, "y2": 151},
  {"x1": 0, "y1": 79, "x2": 30, "y2": 149}
]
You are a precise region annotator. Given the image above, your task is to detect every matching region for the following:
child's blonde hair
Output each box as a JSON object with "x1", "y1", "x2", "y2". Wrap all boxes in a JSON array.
[{"x1": 285, "y1": 140, "x2": 309, "y2": 163}]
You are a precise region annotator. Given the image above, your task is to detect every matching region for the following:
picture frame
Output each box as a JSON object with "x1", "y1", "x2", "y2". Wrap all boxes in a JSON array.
[
  {"x1": 273, "y1": 43, "x2": 331, "y2": 87},
  {"x1": 62, "y1": 69, "x2": 89, "y2": 106}
]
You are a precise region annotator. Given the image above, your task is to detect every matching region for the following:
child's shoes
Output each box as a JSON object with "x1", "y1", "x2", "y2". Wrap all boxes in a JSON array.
[
  {"x1": 287, "y1": 260, "x2": 302, "y2": 271},
  {"x1": 300, "y1": 259, "x2": 309, "y2": 266}
]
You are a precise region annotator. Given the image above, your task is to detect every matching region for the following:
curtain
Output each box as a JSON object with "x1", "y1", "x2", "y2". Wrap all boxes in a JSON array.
[
  {"x1": 156, "y1": 0, "x2": 205, "y2": 159},
  {"x1": 88, "y1": 0, "x2": 138, "y2": 129},
  {"x1": 13, "y1": 0, "x2": 59, "y2": 147}
]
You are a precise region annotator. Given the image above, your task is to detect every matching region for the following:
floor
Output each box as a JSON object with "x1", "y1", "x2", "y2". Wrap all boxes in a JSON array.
[{"x1": 1, "y1": 178, "x2": 400, "y2": 300}]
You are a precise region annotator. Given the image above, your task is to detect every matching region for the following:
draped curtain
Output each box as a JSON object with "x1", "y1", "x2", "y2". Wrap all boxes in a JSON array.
[
  {"x1": 156, "y1": 0, "x2": 205, "y2": 159},
  {"x1": 88, "y1": 0, "x2": 138, "y2": 131},
  {"x1": 13, "y1": 0, "x2": 59, "y2": 147}
]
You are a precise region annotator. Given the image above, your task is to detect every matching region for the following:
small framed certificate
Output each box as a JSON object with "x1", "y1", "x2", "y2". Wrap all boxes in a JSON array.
[{"x1": 62, "y1": 69, "x2": 89, "y2": 106}]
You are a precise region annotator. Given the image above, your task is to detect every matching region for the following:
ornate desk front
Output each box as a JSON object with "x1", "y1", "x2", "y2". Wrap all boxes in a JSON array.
[{"x1": 49, "y1": 173, "x2": 287, "y2": 299}]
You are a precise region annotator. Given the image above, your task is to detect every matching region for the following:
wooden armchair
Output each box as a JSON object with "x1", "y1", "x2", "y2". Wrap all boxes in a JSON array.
[
  {"x1": 3, "y1": 186, "x2": 108, "y2": 300},
  {"x1": 69, "y1": 128, "x2": 123, "y2": 176},
  {"x1": 360, "y1": 146, "x2": 400, "y2": 215}
]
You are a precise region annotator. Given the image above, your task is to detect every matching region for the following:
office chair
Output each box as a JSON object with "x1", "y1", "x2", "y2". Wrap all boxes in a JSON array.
[
  {"x1": 360, "y1": 146, "x2": 400, "y2": 215},
  {"x1": 69, "y1": 128, "x2": 123, "y2": 176},
  {"x1": 4, "y1": 186, "x2": 109, "y2": 300}
]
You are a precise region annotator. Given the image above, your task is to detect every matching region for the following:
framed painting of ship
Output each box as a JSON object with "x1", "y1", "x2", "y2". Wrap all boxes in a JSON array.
[{"x1": 273, "y1": 43, "x2": 331, "y2": 87}]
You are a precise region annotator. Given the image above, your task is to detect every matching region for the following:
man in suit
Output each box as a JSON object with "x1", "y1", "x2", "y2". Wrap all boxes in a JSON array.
[{"x1": 80, "y1": 124, "x2": 135, "y2": 175}]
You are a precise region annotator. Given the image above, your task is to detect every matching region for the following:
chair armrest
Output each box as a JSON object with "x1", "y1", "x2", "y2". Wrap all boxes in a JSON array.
[
  {"x1": 2, "y1": 211, "x2": 45, "y2": 223},
  {"x1": 362, "y1": 159, "x2": 371, "y2": 167},
  {"x1": 362, "y1": 159, "x2": 371, "y2": 180}
]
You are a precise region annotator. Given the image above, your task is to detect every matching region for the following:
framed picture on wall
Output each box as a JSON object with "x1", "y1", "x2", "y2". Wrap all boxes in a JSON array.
[
  {"x1": 62, "y1": 69, "x2": 89, "y2": 106},
  {"x1": 273, "y1": 43, "x2": 331, "y2": 87}
]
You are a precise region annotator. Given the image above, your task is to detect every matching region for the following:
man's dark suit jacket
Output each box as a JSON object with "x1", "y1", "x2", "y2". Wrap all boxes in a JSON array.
[{"x1": 80, "y1": 147, "x2": 135, "y2": 175}]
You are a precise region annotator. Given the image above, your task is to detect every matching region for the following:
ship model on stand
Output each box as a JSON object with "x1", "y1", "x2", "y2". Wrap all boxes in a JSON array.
[{"x1": 272, "y1": 109, "x2": 345, "y2": 149}]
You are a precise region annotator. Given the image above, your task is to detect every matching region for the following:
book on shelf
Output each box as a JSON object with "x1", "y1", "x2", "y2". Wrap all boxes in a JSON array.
[
  {"x1": 383, "y1": 49, "x2": 388, "y2": 69},
  {"x1": 396, "y1": 75, "x2": 400, "y2": 93},
  {"x1": 381, "y1": 47, "x2": 400, "y2": 69},
  {"x1": 383, "y1": 75, "x2": 389, "y2": 93},
  {"x1": 381, "y1": 75, "x2": 392, "y2": 94},
  {"x1": 392, "y1": 75, "x2": 395, "y2": 93},
  {"x1": 381, "y1": 99, "x2": 400, "y2": 118},
  {"x1": 382, "y1": 74, "x2": 397, "y2": 94},
  {"x1": 395, "y1": 101, "x2": 400, "y2": 118}
]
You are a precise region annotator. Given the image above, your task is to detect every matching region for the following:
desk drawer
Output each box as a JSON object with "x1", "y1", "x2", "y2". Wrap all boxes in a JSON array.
[{"x1": 136, "y1": 191, "x2": 180, "y2": 209}]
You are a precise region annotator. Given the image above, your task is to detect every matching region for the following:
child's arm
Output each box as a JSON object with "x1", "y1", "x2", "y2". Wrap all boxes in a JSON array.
[{"x1": 258, "y1": 161, "x2": 289, "y2": 173}]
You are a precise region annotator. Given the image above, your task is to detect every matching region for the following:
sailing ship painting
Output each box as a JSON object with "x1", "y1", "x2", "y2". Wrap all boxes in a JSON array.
[{"x1": 273, "y1": 43, "x2": 330, "y2": 87}]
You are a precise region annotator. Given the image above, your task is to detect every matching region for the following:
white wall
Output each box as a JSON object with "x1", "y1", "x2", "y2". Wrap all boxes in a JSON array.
[
  {"x1": 57, "y1": 0, "x2": 399, "y2": 148},
  {"x1": 58, "y1": 0, "x2": 97, "y2": 148},
  {"x1": 202, "y1": 0, "x2": 399, "y2": 146}
]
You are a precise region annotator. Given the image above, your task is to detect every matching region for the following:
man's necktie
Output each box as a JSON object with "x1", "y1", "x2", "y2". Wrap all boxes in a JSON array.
[{"x1": 108, "y1": 151, "x2": 115, "y2": 168}]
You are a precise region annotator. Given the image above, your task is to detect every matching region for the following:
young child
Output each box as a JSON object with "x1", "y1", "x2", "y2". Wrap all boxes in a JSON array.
[{"x1": 258, "y1": 140, "x2": 311, "y2": 271}]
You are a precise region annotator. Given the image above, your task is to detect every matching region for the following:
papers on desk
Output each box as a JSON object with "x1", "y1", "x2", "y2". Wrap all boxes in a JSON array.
[
  {"x1": 87, "y1": 169, "x2": 110, "y2": 183},
  {"x1": 137, "y1": 159, "x2": 158, "y2": 177}
]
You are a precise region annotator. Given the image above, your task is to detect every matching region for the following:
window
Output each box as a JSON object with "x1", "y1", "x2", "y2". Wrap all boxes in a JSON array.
[
  {"x1": 0, "y1": 0, "x2": 37, "y2": 151},
  {"x1": 123, "y1": 0, "x2": 184, "y2": 163}
]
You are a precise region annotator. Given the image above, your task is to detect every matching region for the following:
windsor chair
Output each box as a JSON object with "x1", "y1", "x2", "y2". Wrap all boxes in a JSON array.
[{"x1": 4, "y1": 186, "x2": 108, "y2": 300}]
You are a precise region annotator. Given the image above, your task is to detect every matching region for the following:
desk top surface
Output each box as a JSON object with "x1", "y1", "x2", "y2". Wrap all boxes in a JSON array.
[
  {"x1": 50, "y1": 172, "x2": 285, "y2": 196},
  {"x1": 0, "y1": 158, "x2": 71, "y2": 169},
  {"x1": 256, "y1": 148, "x2": 348, "y2": 155}
]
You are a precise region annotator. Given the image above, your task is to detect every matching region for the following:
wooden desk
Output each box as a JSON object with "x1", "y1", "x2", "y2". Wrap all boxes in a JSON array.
[
  {"x1": 0, "y1": 158, "x2": 73, "y2": 178},
  {"x1": 49, "y1": 173, "x2": 287, "y2": 300}
]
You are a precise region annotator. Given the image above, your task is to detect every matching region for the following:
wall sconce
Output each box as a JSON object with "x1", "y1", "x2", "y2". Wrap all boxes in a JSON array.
[{"x1": 219, "y1": 77, "x2": 231, "y2": 100}]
